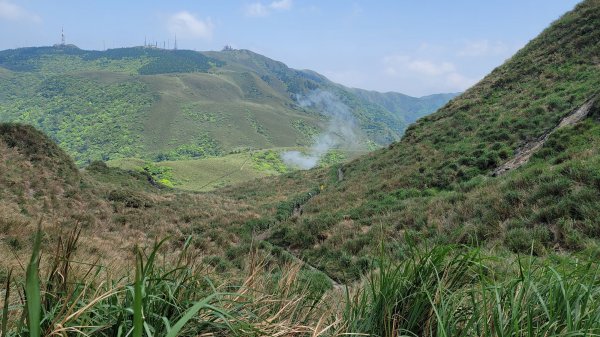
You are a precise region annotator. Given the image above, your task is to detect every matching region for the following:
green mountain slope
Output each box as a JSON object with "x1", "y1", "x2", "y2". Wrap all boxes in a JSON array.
[
  {"x1": 0, "y1": 46, "x2": 454, "y2": 165},
  {"x1": 222, "y1": 0, "x2": 600, "y2": 281}
]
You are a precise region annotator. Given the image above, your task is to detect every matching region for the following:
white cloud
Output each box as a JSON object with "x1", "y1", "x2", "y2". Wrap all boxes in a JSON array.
[
  {"x1": 245, "y1": 0, "x2": 293, "y2": 17},
  {"x1": 407, "y1": 60, "x2": 455, "y2": 76},
  {"x1": 270, "y1": 0, "x2": 292, "y2": 10},
  {"x1": 383, "y1": 54, "x2": 478, "y2": 94},
  {"x1": 458, "y1": 39, "x2": 508, "y2": 57},
  {"x1": 383, "y1": 55, "x2": 456, "y2": 77},
  {"x1": 245, "y1": 3, "x2": 269, "y2": 17},
  {"x1": 167, "y1": 11, "x2": 213, "y2": 40},
  {"x1": 0, "y1": 0, "x2": 41, "y2": 23}
]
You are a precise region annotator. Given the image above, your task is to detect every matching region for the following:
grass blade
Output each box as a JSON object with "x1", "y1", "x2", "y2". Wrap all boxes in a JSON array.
[
  {"x1": 25, "y1": 222, "x2": 42, "y2": 337},
  {"x1": 133, "y1": 247, "x2": 144, "y2": 337},
  {"x1": 165, "y1": 294, "x2": 222, "y2": 337}
]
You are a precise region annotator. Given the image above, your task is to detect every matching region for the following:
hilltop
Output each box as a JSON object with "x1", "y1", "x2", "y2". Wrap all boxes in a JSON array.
[{"x1": 0, "y1": 45, "x2": 456, "y2": 166}]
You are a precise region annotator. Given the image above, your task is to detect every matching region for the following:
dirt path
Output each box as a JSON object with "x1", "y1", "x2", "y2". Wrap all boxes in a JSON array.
[
  {"x1": 492, "y1": 97, "x2": 596, "y2": 176},
  {"x1": 258, "y1": 240, "x2": 344, "y2": 289}
]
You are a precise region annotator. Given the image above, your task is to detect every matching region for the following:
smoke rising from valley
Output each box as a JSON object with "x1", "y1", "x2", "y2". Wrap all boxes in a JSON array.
[{"x1": 281, "y1": 90, "x2": 359, "y2": 169}]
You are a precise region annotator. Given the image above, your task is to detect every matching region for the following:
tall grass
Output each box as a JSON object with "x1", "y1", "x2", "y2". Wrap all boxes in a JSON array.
[
  {"x1": 342, "y1": 244, "x2": 600, "y2": 337},
  {"x1": 342, "y1": 243, "x2": 480, "y2": 336},
  {"x1": 0, "y1": 227, "x2": 338, "y2": 336},
  {"x1": 3, "y1": 227, "x2": 600, "y2": 336}
]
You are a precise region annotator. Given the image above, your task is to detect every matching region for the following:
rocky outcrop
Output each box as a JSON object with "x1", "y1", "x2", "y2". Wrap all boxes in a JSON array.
[{"x1": 492, "y1": 97, "x2": 597, "y2": 176}]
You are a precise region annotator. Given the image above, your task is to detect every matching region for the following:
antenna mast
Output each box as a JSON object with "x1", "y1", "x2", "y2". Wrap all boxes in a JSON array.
[{"x1": 61, "y1": 27, "x2": 65, "y2": 46}]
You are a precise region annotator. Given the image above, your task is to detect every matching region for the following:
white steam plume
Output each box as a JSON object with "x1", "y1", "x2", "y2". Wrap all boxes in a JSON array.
[{"x1": 281, "y1": 90, "x2": 359, "y2": 169}]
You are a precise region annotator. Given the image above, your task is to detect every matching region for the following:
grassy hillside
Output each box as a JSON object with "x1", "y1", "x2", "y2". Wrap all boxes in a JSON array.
[
  {"x1": 0, "y1": 123, "x2": 80, "y2": 221},
  {"x1": 0, "y1": 122, "x2": 271, "y2": 276},
  {"x1": 108, "y1": 152, "x2": 270, "y2": 192},
  {"x1": 220, "y1": 0, "x2": 600, "y2": 282},
  {"x1": 108, "y1": 147, "x2": 359, "y2": 192},
  {"x1": 0, "y1": 46, "x2": 453, "y2": 166}
]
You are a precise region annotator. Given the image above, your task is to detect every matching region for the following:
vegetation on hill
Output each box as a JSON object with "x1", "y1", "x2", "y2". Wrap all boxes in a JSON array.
[
  {"x1": 0, "y1": 46, "x2": 453, "y2": 166},
  {"x1": 208, "y1": 48, "x2": 447, "y2": 144},
  {"x1": 0, "y1": 46, "x2": 223, "y2": 74},
  {"x1": 0, "y1": 123, "x2": 77, "y2": 180},
  {"x1": 0, "y1": 124, "x2": 81, "y2": 229},
  {"x1": 1, "y1": 74, "x2": 155, "y2": 164}
]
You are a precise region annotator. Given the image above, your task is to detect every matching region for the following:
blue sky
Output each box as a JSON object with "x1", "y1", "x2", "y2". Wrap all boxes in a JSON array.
[{"x1": 0, "y1": 0, "x2": 582, "y2": 96}]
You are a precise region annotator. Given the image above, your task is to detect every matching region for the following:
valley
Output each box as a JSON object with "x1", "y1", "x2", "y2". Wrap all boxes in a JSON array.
[{"x1": 1, "y1": 0, "x2": 600, "y2": 336}]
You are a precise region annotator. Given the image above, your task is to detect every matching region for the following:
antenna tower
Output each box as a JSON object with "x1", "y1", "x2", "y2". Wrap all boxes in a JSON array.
[
  {"x1": 174, "y1": 34, "x2": 177, "y2": 50},
  {"x1": 61, "y1": 27, "x2": 65, "y2": 46}
]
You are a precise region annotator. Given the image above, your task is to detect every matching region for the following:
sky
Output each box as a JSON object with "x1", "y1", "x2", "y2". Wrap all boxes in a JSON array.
[{"x1": 0, "y1": 0, "x2": 582, "y2": 96}]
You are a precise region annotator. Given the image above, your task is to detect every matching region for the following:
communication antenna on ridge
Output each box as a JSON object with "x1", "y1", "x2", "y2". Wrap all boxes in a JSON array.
[
  {"x1": 174, "y1": 34, "x2": 177, "y2": 50},
  {"x1": 61, "y1": 27, "x2": 65, "y2": 46}
]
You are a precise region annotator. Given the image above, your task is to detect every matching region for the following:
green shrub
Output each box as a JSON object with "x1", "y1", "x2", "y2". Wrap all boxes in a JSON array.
[
  {"x1": 505, "y1": 226, "x2": 551, "y2": 254},
  {"x1": 107, "y1": 189, "x2": 152, "y2": 208}
]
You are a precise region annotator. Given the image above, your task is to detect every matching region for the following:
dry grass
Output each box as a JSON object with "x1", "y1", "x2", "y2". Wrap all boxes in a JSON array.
[{"x1": 1, "y1": 228, "x2": 346, "y2": 336}]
